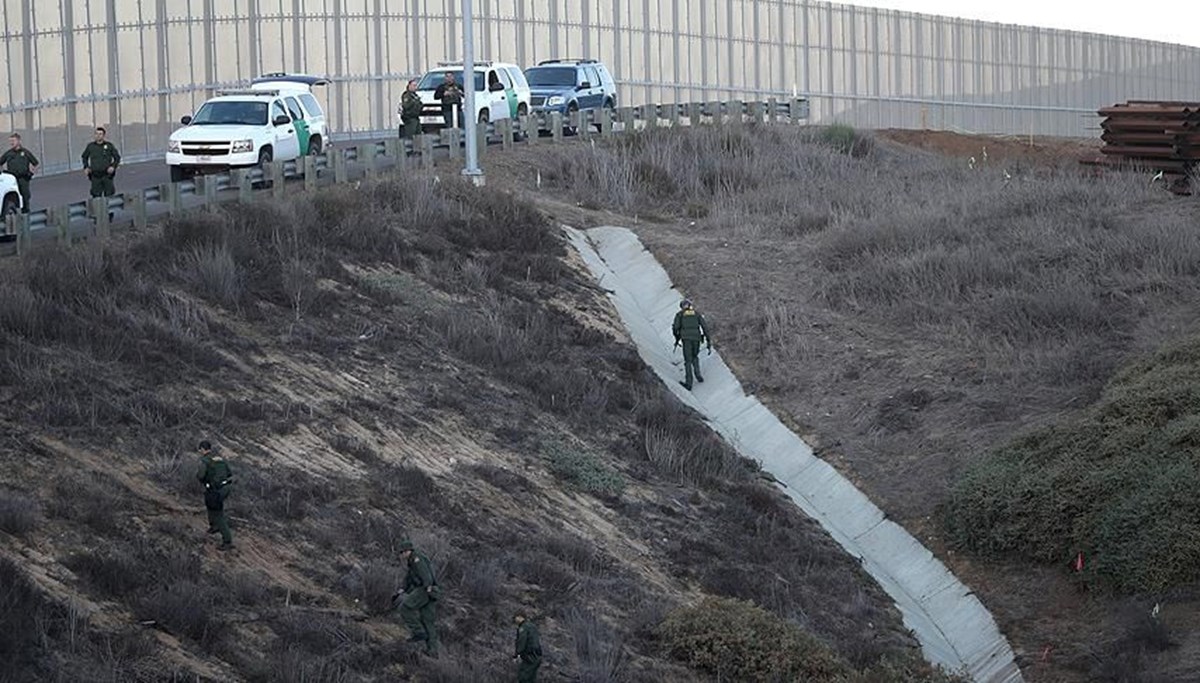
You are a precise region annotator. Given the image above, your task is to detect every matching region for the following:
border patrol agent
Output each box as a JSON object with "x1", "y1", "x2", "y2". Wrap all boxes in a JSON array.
[
  {"x1": 0, "y1": 133, "x2": 39, "y2": 212},
  {"x1": 672, "y1": 299, "x2": 712, "y2": 390},
  {"x1": 195, "y1": 440, "x2": 234, "y2": 550}
]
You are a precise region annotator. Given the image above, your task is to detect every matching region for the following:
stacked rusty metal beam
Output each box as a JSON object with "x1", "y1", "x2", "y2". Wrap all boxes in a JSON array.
[{"x1": 1082, "y1": 102, "x2": 1200, "y2": 191}]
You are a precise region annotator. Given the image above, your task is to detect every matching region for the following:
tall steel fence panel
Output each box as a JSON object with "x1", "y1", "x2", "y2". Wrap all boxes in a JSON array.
[{"x1": 3, "y1": 0, "x2": 1199, "y2": 173}]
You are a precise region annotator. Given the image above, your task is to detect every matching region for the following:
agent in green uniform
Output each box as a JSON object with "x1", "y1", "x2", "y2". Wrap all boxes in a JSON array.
[
  {"x1": 672, "y1": 299, "x2": 712, "y2": 390},
  {"x1": 0, "y1": 133, "x2": 39, "y2": 212},
  {"x1": 399, "y1": 79, "x2": 423, "y2": 138},
  {"x1": 81, "y1": 126, "x2": 120, "y2": 198},
  {"x1": 395, "y1": 540, "x2": 440, "y2": 656},
  {"x1": 195, "y1": 440, "x2": 234, "y2": 550},
  {"x1": 513, "y1": 610, "x2": 543, "y2": 682}
]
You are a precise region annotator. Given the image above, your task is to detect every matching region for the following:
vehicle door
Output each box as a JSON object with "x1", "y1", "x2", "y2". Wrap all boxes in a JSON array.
[
  {"x1": 483, "y1": 69, "x2": 506, "y2": 121},
  {"x1": 582, "y1": 66, "x2": 603, "y2": 109},
  {"x1": 283, "y1": 96, "x2": 312, "y2": 154},
  {"x1": 495, "y1": 68, "x2": 518, "y2": 120},
  {"x1": 271, "y1": 100, "x2": 301, "y2": 159}
]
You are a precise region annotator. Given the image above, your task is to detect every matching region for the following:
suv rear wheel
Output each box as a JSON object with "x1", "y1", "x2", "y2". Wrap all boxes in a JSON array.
[{"x1": 308, "y1": 135, "x2": 323, "y2": 156}]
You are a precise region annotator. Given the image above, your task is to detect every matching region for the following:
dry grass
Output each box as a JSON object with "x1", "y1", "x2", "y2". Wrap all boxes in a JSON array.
[{"x1": 516, "y1": 125, "x2": 1200, "y2": 682}]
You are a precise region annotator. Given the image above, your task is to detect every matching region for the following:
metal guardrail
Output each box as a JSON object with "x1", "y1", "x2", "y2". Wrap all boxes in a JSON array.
[{"x1": 1, "y1": 98, "x2": 809, "y2": 256}]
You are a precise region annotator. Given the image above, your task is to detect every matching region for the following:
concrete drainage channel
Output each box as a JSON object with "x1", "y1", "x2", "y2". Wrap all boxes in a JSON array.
[{"x1": 565, "y1": 225, "x2": 1024, "y2": 683}]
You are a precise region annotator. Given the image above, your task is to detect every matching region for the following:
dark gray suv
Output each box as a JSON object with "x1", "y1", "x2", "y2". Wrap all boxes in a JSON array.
[{"x1": 524, "y1": 59, "x2": 618, "y2": 130}]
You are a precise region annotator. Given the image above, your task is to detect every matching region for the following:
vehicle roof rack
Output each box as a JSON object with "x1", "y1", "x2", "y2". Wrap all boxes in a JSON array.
[
  {"x1": 215, "y1": 88, "x2": 278, "y2": 97},
  {"x1": 536, "y1": 58, "x2": 599, "y2": 66},
  {"x1": 251, "y1": 73, "x2": 330, "y2": 86},
  {"x1": 436, "y1": 60, "x2": 493, "y2": 67}
]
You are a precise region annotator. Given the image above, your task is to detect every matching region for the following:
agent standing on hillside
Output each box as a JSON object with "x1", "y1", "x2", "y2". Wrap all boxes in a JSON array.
[
  {"x1": 395, "y1": 539, "x2": 441, "y2": 657},
  {"x1": 672, "y1": 299, "x2": 712, "y2": 390},
  {"x1": 81, "y1": 126, "x2": 120, "y2": 200},
  {"x1": 0, "y1": 133, "x2": 39, "y2": 213},
  {"x1": 195, "y1": 440, "x2": 234, "y2": 551},
  {"x1": 513, "y1": 610, "x2": 543, "y2": 682},
  {"x1": 399, "y1": 79, "x2": 423, "y2": 139},
  {"x1": 434, "y1": 72, "x2": 464, "y2": 130}
]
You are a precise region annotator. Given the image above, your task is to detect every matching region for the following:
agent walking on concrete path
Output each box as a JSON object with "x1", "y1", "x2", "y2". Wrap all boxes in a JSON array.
[
  {"x1": 0, "y1": 133, "x2": 39, "y2": 213},
  {"x1": 195, "y1": 440, "x2": 234, "y2": 550},
  {"x1": 399, "y1": 79, "x2": 423, "y2": 139},
  {"x1": 672, "y1": 298, "x2": 711, "y2": 390},
  {"x1": 513, "y1": 610, "x2": 543, "y2": 683},
  {"x1": 81, "y1": 126, "x2": 120, "y2": 199},
  {"x1": 395, "y1": 539, "x2": 441, "y2": 657}
]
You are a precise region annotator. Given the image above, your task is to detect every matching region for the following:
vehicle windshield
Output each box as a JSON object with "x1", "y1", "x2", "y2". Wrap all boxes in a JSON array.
[
  {"x1": 524, "y1": 67, "x2": 576, "y2": 87},
  {"x1": 417, "y1": 70, "x2": 485, "y2": 92},
  {"x1": 190, "y1": 101, "x2": 269, "y2": 125}
]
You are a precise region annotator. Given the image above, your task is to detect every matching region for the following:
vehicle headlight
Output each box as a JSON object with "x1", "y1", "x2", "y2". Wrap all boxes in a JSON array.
[
  {"x1": 230, "y1": 139, "x2": 254, "y2": 153},
  {"x1": 546, "y1": 96, "x2": 565, "y2": 106},
  {"x1": 168, "y1": 140, "x2": 180, "y2": 153}
]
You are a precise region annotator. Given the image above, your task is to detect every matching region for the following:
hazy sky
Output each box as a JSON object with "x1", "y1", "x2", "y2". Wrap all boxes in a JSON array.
[{"x1": 845, "y1": 0, "x2": 1199, "y2": 47}]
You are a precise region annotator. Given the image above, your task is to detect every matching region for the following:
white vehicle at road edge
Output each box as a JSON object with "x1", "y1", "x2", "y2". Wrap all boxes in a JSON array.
[
  {"x1": 1, "y1": 172, "x2": 22, "y2": 218},
  {"x1": 412, "y1": 61, "x2": 530, "y2": 132},
  {"x1": 165, "y1": 73, "x2": 329, "y2": 183}
]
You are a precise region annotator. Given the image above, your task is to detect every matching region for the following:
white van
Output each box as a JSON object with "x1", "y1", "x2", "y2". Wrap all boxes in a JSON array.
[
  {"x1": 166, "y1": 73, "x2": 330, "y2": 182},
  {"x1": 412, "y1": 61, "x2": 530, "y2": 132}
]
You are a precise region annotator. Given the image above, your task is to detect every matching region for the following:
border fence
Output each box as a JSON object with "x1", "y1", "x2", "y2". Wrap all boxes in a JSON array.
[
  {"x1": 2, "y1": 0, "x2": 1200, "y2": 175},
  {"x1": 0, "y1": 98, "x2": 807, "y2": 258}
]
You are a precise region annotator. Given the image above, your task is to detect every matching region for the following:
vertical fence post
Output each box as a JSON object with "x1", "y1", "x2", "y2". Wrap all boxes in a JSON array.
[
  {"x1": 162, "y1": 182, "x2": 182, "y2": 215},
  {"x1": 420, "y1": 135, "x2": 435, "y2": 168},
  {"x1": 91, "y1": 197, "x2": 111, "y2": 239},
  {"x1": 270, "y1": 161, "x2": 285, "y2": 198},
  {"x1": 304, "y1": 155, "x2": 317, "y2": 191},
  {"x1": 501, "y1": 119, "x2": 514, "y2": 149},
  {"x1": 54, "y1": 206, "x2": 71, "y2": 245},
  {"x1": 358, "y1": 144, "x2": 376, "y2": 179},
  {"x1": 551, "y1": 112, "x2": 564, "y2": 142},
  {"x1": 128, "y1": 191, "x2": 147, "y2": 229},
  {"x1": 333, "y1": 148, "x2": 348, "y2": 183}
]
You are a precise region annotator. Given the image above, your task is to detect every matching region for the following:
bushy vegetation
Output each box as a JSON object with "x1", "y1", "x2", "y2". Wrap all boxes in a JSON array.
[
  {"x1": 943, "y1": 333, "x2": 1200, "y2": 592},
  {"x1": 658, "y1": 597, "x2": 849, "y2": 681},
  {"x1": 545, "y1": 441, "x2": 626, "y2": 497}
]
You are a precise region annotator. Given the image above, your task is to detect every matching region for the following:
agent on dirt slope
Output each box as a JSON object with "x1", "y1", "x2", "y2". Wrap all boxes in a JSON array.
[{"x1": 195, "y1": 440, "x2": 234, "y2": 550}]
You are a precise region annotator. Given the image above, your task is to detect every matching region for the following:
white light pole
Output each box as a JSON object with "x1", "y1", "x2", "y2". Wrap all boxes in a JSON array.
[{"x1": 461, "y1": 0, "x2": 484, "y2": 186}]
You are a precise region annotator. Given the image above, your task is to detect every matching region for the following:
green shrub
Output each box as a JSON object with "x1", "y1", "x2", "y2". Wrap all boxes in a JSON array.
[
  {"x1": 545, "y1": 441, "x2": 626, "y2": 497},
  {"x1": 659, "y1": 597, "x2": 847, "y2": 682},
  {"x1": 818, "y1": 123, "x2": 873, "y2": 157},
  {"x1": 942, "y1": 333, "x2": 1200, "y2": 592}
]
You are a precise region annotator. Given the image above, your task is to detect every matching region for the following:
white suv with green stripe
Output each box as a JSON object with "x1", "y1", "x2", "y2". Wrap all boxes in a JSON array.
[
  {"x1": 166, "y1": 73, "x2": 330, "y2": 182},
  {"x1": 414, "y1": 61, "x2": 530, "y2": 131}
]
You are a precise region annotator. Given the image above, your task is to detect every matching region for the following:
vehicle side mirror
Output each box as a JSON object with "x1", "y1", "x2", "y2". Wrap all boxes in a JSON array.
[
  {"x1": 578, "y1": 82, "x2": 591, "y2": 90},
  {"x1": 489, "y1": 82, "x2": 504, "y2": 92},
  {"x1": 181, "y1": 115, "x2": 193, "y2": 125},
  {"x1": 274, "y1": 115, "x2": 291, "y2": 126}
]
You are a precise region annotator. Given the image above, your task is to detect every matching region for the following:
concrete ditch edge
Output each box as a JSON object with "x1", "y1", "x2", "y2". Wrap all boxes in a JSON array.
[{"x1": 565, "y1": 224, "x2": 1023, "y2": 683}]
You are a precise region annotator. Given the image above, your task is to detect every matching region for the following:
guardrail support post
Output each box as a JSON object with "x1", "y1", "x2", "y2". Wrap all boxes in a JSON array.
[
  {"x1": 358, "y1": 144, "x2": 376, "y2": 179},
  {"x1": 748, "y1": 101, "x2": 764, "y2": 123},
  {"x1": 163, "y1": 182, "x2": 182, "y2": 215},
  {"x1": 269, "y1": 161, "x2": 285, "y2": 198},
  {"x1": 599, "y1": 107, "x2": 614, "y2": 136},
  {"x1": 445, "y1": 128, "x2": 461, "y2": 160},
  {"x1": 706, "y1": 101, "x2": 721, "y2": 125},
  {"x1": 667, "y1": 104, "x2": 681, "y2": 127},
  {"x1": 202, "y1": 175, "x2": 220, "y2": 208},
  {"x1": 230, "y1": 169, "x2": 252, "y2": 201},
  {"x1": 332, "y1": 149, "x2": 348, "y2": 183},
  {"x1": 730, "y1": 99, "x2": 744, "y2": 125},
  {"x1": 303, "y1": 156, "x2": 318, "y2": 191},
  {"x1": 640, "y1": 104, "x2": 657, "y2": 129},
  {"x1": 129, "y1": 192, "x2": 147, "y2": 230},
  {"x1": 383, "y1": 138, "x2": 400, "y2": 170},
  {"x1": 767, "y1": 97, "x2": 778, "y2": 124},
  {"x1": 420, "y1": 135, "x2": 435, "y2": 168},
  {"x1": 790, "y1": 97, "x2": 808, "y2": 123},
  {"x1": 500, "y1": 119, "x2": 514, "y2": 149},
  {"x1": 688, "y1": 102, "x2": 701, "y2": 127},
  {"x1": 578, "y1": 111, "x2": 593, "y2": 140},
  {"x1": 91, "y1": 197, "x2": 111, "y2": 239},
  {"x1": 551, "y1": 112, "x2": 564, "y2": 143},
  {"x1": 54, "y1": 206, "x2": 70, "y2": 245},
  {"x1": 13, "y1": 214, "x2": 32, "y2": 256},
  {"x1": 525, "y1": 115, "x2": 540, "y2": 143}
]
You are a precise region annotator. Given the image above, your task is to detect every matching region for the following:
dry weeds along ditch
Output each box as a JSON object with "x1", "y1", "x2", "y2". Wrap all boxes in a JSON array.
[
  {"x1": 1, "y1": 174, "x2": 954, "y2": 681},
  {"x1": 509, "y1": 124, "x2": 1200, "y2": 682}
]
